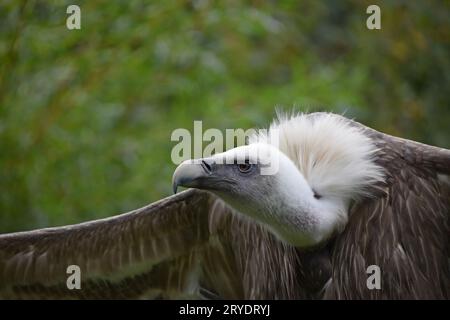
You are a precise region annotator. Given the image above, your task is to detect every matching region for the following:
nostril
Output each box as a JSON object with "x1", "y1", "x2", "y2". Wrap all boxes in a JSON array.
[{"x1": 201, "y1": 160, "x2": 212, "y2": 173}]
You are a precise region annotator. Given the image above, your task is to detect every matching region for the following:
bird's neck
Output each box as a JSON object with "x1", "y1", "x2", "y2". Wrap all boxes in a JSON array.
[{"x1": 264, "y1": 166, "x2": 348, "y2": 247}]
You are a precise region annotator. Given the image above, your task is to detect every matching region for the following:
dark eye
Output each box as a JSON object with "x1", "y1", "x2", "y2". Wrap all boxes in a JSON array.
[{"x1": 237, "y1": 162, "x2": 253, "y2": 173}]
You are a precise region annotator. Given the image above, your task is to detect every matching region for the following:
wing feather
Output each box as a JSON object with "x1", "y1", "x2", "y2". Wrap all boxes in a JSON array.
[
  {"x1": 0, "y1": 189, "x2": 322, "y2": 299},
  {"x1": 0, "y1": 189, "x2": 217, "y2": 299}
]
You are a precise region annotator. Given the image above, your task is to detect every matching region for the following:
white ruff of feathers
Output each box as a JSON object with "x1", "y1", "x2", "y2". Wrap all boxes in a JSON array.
[{"x1": 250, "y1": 112, "x2": 385, "y2": 227}]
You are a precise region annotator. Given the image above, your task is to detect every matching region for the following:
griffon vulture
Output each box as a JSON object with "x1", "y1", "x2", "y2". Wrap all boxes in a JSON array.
[{"x1": 0, "y1": 112, "x2": 448, "y2": 299}]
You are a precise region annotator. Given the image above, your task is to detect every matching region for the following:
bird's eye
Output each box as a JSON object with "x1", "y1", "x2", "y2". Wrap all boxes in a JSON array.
[{"x1": 237, "y1": 162, "x2": 253, "y2": 173}]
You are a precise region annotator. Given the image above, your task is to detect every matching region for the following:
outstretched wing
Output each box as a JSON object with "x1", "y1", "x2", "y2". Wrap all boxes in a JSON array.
[
  {"x1": 0, "y1": 189, "x2": 238, "y2": 299},
  {"x1": 0, "y1": 189, "x2": 325, "y2": 299},
  {"x1": 324, "y1": 128, "x2": 450, "y2": 299}
]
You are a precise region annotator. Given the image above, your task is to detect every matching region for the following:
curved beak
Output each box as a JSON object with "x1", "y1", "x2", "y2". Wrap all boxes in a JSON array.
[{"x1": 172, "y1": 159, "x2": 214, "y2": 194}]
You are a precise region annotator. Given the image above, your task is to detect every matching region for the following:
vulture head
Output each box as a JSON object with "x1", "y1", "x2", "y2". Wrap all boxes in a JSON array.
[{"x1": 173, "y1": 113, "x2": 385, "y2": 247}]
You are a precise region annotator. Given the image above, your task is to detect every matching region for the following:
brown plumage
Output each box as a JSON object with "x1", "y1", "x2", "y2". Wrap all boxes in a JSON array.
[
  {"x1": 0, "y1": 190, "x2": 322, "y2": 299},
  {"x1": 324, "y1": 127, "x2": 450, "y2": 299},
  {"x1": 0, "y1": 113, "x2": 448, "y2": 299}
]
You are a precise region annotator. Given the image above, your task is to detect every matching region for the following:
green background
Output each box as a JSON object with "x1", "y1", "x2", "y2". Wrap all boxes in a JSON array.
[{"x1": 0, "y1": 0, "x2": 448, "y2": 232}]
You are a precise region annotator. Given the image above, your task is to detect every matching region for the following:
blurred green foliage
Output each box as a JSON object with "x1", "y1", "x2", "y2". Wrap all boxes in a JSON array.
[{"x1": 0, "y1": 0, "x2": 448, "y2": 232}]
